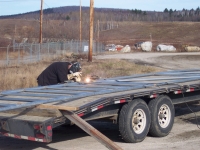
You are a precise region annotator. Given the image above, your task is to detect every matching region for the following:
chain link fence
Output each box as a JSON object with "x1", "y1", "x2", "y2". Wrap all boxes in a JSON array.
[{"x1": 0, "y1": 40, "x2": 105, "y2": 66}]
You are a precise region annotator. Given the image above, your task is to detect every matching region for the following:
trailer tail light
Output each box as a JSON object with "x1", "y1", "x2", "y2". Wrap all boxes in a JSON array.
[
  {"x1": 33, "y1": 125, "x2": 40, "y2": 130},
  {"x1": 47, "y1": 125, "x2": 52, "y2": 131},
  {"x1": 33, "y1": 124, "x2": 52, "y2": 141}
]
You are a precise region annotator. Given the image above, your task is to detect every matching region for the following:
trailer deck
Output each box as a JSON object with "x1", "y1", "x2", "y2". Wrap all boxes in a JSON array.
[{"x1": 1, "y1": 69, "x2": 200, "y2": 113}]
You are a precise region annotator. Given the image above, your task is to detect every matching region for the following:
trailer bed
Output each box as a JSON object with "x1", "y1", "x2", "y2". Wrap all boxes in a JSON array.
[
  {"x1": 0, "y1": 70, "x2": 200, "y2": 142},
  {"x1": 0, "y1": 69, "x2": 200, "y2": 115}
]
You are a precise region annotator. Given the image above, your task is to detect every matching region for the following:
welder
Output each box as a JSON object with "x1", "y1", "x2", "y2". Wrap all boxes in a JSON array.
[{"x1": 37, "y1": 61, "x2": 82, "y2": 86}]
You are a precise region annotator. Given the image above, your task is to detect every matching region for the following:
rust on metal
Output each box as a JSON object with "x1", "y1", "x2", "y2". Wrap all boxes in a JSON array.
[{"x1": 62, "y1": 110, "x2": 123, "y2": 150}]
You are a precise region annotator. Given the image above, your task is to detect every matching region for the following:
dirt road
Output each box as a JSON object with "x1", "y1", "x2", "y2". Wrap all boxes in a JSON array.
[
  {"x1": 1, "y1": 52, "x2": 200, "y2": 150},
  {"x1": 95, "y1": 52, "x2": 200, "y2": 70}
]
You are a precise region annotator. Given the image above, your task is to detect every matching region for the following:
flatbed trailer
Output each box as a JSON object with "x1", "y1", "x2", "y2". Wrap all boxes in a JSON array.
[{"x1": 0, "y1": 69, "x2": 200, "y2": 149}]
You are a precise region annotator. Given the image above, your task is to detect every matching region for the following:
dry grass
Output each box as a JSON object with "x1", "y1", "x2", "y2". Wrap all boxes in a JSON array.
[
  {"x1": 0, "y1": 50, "x2": 28, "y2": 59},
  {"x1": 101, "y1": 22, "x2": 200, "y2": 51},
  {"x1": 0, "y1": 57, "x2": 157, "y2": 91}
]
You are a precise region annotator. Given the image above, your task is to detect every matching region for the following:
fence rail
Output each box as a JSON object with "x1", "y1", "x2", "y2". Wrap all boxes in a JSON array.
[{"x1": 0, "y1": 40, "x2": 105, "y2": 66}]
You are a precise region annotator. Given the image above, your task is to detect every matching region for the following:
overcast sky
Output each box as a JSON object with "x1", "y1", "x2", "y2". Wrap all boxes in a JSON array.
[{"x1": 0, "y1": 0, "x2": 199, "y2": 16}]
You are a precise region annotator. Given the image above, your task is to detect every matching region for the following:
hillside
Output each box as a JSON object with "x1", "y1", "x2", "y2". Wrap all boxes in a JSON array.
[
  {"x1": 0, "y1": 6, "x2": 200, "y2": 50},
  {"x1": 0, "y1": 6, "x2": 200, "y2": 22},
  {"x1": 0, "y1": 18, "x2": 199, "y2": 52}
]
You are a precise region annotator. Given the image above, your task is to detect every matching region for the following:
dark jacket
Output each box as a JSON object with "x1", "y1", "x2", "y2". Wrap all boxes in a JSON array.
[{"x1": 37, "y1": 62, "x2": 71, "y2": 86}]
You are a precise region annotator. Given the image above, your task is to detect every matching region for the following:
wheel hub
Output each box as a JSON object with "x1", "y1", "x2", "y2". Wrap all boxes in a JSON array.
[
  {"x1": 158, "y1": 104, "x2": 171, "y2": 128},
  {"x1": 159, "y1": 113, "x2": 165, "y2": 119},
  {"x1": 132, "y1": 109, "x2": 147, "y2": 134}
]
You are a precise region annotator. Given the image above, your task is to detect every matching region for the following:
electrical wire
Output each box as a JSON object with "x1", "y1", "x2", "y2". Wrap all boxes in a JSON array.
[{"x1": 182, "y1": 92, "x2": 200, "y2": 129}]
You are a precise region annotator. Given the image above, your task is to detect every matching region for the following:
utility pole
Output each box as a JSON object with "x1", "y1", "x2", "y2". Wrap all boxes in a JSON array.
[
  {"x1": 79, "y1": 0, "x2": 82, "y2": 53},
  {"x1": 88, "y1": 0, "x2": 94, "y2": 62},
  {"x1": 39, "y1": 0, "x2": 43, "y2": 43}
]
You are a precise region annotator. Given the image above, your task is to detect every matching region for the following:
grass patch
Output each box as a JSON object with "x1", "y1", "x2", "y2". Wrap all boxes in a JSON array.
[{"x1": 0, "y1": 57, "x2": 157, "y2": 91}]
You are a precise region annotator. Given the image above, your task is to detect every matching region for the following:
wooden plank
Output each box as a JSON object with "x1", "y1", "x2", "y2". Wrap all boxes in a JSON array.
[
  {"x1": 62, "y1": 110, "x2": 123, "y2": 150},
  {"x1": 36, "y1": 104, "x2": 79, "y2": 111},
  {"x1": 3, "y1": 107, "x2": 62, "y2": 117},
  {"x1": 0, "y1": 112, "x2": 53, "y2": 122}
]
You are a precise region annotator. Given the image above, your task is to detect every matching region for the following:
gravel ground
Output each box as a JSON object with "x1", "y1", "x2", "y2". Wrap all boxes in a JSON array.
[
  {"x1": 95, "y1": 52, "x2": 200, "y2": 70},
  {"x1": 1, "y1": 52, "x2": 200, "y2": 150}
]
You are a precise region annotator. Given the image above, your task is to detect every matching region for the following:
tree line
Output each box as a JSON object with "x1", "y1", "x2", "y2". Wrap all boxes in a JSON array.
[
  {"x1": 0, "y1": 6, "x2": 199, "y2": 46},
  {"x1": 0, "y1": 6, "x2": 200, "y2": 22}
]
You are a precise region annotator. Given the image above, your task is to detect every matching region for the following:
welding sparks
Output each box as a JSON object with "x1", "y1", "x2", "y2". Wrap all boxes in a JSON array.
[{"x1": 85, "y1": 77, "x2": 91, "y2": 83}]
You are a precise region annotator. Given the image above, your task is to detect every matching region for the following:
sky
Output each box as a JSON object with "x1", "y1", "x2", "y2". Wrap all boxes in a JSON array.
[{"x1": 0, "y1": 0, "x2": 199, "y2": 16}]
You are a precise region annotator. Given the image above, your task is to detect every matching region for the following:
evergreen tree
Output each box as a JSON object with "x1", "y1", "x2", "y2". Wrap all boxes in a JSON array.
[
  {"x1": 164, "y1": 8, "x2": 169, "y2": 12},
  {"x1": 169, "y1": 9, "x2": 173, "y2": 17},
  {"x1": 66, "y1": 15, "x2": 70, "y2": 20}
]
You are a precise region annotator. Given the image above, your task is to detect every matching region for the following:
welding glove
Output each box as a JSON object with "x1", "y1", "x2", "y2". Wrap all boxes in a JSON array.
[
  {"x1": 67, "y1": 72, "x2": 82, "y2": 81},
  {"x1": 74, "y1": 75, "x2": 81, "y2": 82},
  {"x1": 72, "y1": 72, "x2": 82, "y2": 77}
]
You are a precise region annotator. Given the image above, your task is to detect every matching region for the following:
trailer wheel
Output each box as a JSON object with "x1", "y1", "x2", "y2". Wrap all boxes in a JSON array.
[
  {"x1": 119, "y1": 99, "x2": 151, "y2": 143},
  {"x1": 148, "y1": 95, "x2": 174, "y2": 137}
]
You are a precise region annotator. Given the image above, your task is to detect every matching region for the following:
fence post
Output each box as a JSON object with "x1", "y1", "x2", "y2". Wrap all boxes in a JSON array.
[
  {"x1": 13, "y1": 39, "x2": 15, "y2": 52},
  {"x1": 48, "y1": 42, "x2": 50, "y2": 58},
  {"x1": 70, "y1": 40, "x2": 73, "y2": 53},
  {"x1": 18, "y1": 44, "x2": 21, "y2": 65},
  {"x1": 6, "y1": 45, "x2": 10, "y2": 66},
  {"x1": 30, "y1": 43, "x2": 33, "y2": 63},
  {"x1": 76, "y1": 40, "x2": 79, "y2": 54}
]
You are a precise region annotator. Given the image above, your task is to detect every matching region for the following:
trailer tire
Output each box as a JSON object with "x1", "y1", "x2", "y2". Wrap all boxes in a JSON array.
[
  {"x1": 148, "y1": 95, "x2": 174, "y2": 137},
  {"x1": 119, "y1": 99, "x2": 151, "y2": 143}
]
